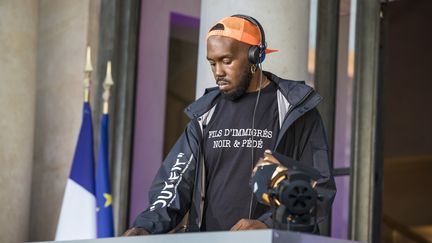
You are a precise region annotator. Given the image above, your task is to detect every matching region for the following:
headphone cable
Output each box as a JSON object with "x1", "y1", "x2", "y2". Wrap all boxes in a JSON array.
[{"x1": 248, "y1": 63, "x2": 264, "y2": 219}]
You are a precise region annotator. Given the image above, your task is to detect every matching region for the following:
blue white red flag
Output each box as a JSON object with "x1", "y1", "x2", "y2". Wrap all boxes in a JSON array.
[{"x1": 55, "y1": 102, "x2": 96, "y2": 240}]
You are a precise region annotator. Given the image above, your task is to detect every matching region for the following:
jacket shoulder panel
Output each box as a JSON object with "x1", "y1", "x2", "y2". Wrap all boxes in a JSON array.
[{"x1": 184, "y1": 88, "x2": 220, "y2": 119}]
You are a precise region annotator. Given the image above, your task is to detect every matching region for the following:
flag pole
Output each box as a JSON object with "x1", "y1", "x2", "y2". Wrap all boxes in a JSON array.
[
  {"x1": 55, "y1": 45, "x2": 96, "y2": 240},
  {"x1": 96, "y1": 60, "x2": 115, "y2": 237},
  {"x1": 84, "y1": 46, "x2": 93, "y2": 102},
  {"x1": 103, "y1": 61, "x2": 114, "y2": 114}
]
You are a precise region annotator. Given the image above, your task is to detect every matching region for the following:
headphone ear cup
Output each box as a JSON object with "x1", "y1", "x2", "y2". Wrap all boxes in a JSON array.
[
  {"x1": 248, "y1": 46, "x2": 260, "y2": 64},
  {"x1": 259, "y1": 52, "x2": 266, "y2": 64}
]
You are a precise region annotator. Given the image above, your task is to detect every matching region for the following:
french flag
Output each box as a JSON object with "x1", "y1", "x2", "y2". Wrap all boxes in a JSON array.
[{"x1": 55, "y1": 102, "x2": 96, "y2": 240}]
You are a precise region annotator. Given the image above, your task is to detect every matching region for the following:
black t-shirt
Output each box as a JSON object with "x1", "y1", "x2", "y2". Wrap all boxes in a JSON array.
[{"x1": 202, "y1": 82, "x2": 279, "y2": 231}]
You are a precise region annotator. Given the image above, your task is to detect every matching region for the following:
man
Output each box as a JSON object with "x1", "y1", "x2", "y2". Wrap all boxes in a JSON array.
[{"x1": 124, "y1": 15, "x2": 335, "y2": 236}]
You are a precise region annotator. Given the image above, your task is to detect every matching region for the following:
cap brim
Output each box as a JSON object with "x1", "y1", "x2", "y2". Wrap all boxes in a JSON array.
[{"x1": 265, "y1": 48, "x2": 278, "y2": 54}]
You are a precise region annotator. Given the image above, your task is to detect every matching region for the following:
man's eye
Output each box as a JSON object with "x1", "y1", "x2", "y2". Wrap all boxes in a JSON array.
[{"x1": 222, "y1": 59, "x2": 232, "y2": 64}]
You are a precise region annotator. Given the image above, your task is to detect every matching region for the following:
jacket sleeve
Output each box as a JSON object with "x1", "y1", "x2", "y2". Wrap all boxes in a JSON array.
[
  {"x1": 296, "y1": 108, "x2": 336, "y2": 230},
  {"x1": 133, "y1": 120, "x2": 201, "y2": 234},
  {"x1": 260, "y1": 108, "x2": 336, "y2": 233}
]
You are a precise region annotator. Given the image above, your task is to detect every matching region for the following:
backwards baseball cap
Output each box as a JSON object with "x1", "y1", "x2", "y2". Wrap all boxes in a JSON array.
[{"x1": 207, "y1": 16, "x2": 278, "y2": 54}]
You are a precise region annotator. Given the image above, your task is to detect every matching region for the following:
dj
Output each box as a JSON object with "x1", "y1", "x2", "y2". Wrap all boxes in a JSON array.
[{"x1": 123, "y1": 14, "x2": 336, "y2": 235}]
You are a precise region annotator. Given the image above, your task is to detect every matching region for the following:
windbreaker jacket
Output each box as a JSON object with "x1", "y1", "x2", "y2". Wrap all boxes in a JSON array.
[{"x1": 134, "y1": 72, "x2": 336, "y2": 234}]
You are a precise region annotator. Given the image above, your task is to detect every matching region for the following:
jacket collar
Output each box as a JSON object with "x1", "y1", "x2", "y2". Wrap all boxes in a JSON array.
[
  {"x1": 184, "y1": 71, "x2": 321, "y2": 119},
  {"x1": 263, "y1": 71, "x2": 316, "y2": 108},
  {"x1": 184, "y1": 87, "x2": 220, "y2": 119}
]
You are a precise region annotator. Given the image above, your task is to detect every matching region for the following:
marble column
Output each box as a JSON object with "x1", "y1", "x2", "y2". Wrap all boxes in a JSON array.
[
  {"x1": 0, "y1": 1, "x2": 38, "y2": 243},
  {"x1": 29, "y1": 0, "x2": 91, "y2": 241},
  {"x1": 196, "y1": 0, "x2": 311, "y2": 96}
]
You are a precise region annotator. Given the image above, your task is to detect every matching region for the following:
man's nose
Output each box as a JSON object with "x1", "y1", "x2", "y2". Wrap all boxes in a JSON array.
[{"x1": 214, "y1": 63, "x2": 225, "y2": 77}]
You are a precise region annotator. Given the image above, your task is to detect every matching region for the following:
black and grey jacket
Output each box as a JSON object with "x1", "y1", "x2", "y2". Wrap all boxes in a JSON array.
[{"x1": 133, "y1": 71, "x2": 336, "y2": 234}]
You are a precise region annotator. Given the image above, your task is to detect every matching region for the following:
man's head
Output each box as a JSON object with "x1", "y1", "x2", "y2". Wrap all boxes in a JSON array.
[
  {"x1": 206, "y1": 15, "x2": 276, "y2": 100},
  {"x1": 207, "y1": 35, "x2": 252, "y2": 100}
]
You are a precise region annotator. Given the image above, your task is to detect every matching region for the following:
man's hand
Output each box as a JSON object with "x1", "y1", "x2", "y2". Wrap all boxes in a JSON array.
[
  {"x1": 230, "y1": 219, "x2": 267, "y2": 231},
  {"x1": 122, "y1": 227, "x2": 149, "y2": 236}
]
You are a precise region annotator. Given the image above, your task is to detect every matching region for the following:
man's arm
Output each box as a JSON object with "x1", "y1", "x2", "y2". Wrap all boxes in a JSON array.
[
  {"x1": 125, "y1": 120, "x2": 202, "y2": 234},
  {"x1": 296, "y1": 108, "x2": 336, "y2": 227},
  {"x1": 254, "y1": 108, "x2": 336, "y2": 232},
  {"x1": 230, "y1": 219, "x2": 267, "y2": 231},
  {"x1": 122, "y1": 227, "x2": 149, "y2": 236}
]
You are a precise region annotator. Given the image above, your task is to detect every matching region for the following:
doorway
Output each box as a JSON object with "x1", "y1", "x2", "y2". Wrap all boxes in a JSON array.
[
  {"x1": 163, "y1": 13, "x2": 199, "y2": 156},
  {"x1": 381, "y1": 0, "x2": 432, "y2": 242}
]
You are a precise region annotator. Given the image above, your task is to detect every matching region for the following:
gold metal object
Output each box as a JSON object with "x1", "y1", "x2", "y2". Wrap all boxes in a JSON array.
[
  {"x1": 262, "y1": 193, "x2": 270, "y2": 204},
  {"x1": 83, "y1": 46, "x2": 93, "y2": 102},
  {"x1": 102, "y1": 61, "x2": 114, "y2": 114},
  {"x1": 272, "y1": 174, "x2": 287, "y2": 189},
  {"x1": 252, "y1": 150, "x2": 290, "y2": 206},
  {"x1": 251, "y1": 64, "x2": 257, "y2": 74},
  {"x1": 311, "y1": 180, "x2": 317, "y2": 188},
  {"x1": 253, "y1": 150, "x2": 319, "y2": 211}
]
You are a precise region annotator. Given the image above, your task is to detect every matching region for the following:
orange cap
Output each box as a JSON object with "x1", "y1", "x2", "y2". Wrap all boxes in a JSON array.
[{"x1": 207, "y1": 16, "x2": 278, "y2": 54}]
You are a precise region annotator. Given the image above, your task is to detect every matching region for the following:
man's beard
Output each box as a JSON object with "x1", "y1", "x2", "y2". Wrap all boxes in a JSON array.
[{"x1": 221, "y1": 66, "x2": 252, "y2": 101}]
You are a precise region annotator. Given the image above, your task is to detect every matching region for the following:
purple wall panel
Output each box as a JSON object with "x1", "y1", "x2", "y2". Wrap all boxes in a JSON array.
[
  {"x1": 331, "y1": 176, "x2": 350, "y2": 239},
  {"x1": 129, "y1": 2, "x2": 170, "y2": 226},
  {"x1": 330, "y1": 11, "x2": 354, "y2": 237},
  {"x1": 171, "y1": 12, "x2": 200, "y2": 28},
  {"x1": 129, "y1": 2, "x2": 200, "y2": 226}
]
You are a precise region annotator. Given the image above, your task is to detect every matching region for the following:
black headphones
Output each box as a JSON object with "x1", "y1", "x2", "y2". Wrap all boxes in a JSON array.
[{"x1": 231, "y1": 14, "x2": 267, "y2": 64}]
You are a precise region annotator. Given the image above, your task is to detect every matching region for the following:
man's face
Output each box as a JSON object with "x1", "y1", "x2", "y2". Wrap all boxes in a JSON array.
[{"x1": 207, "y1": 36, "x2": 252, "y2": 100}]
